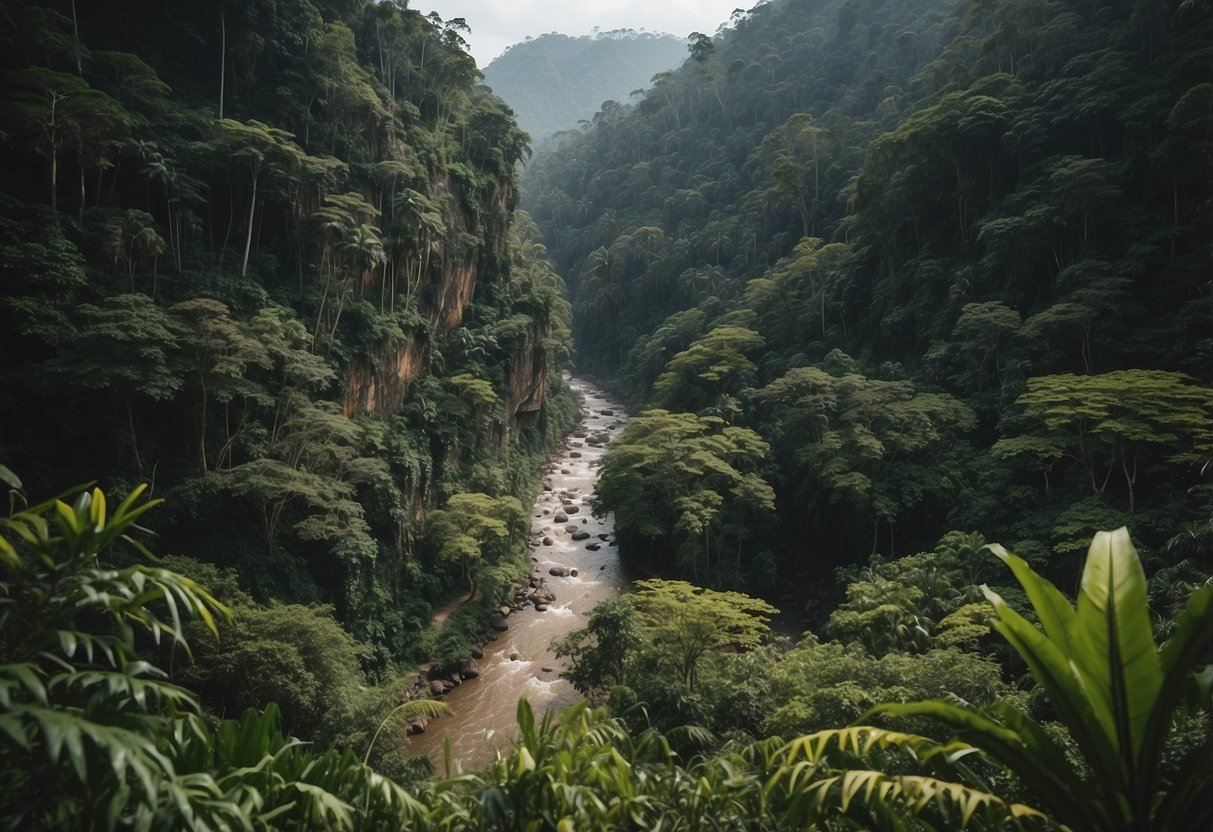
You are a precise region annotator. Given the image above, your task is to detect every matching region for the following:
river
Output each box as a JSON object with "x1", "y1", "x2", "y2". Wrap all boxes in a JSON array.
[{"x1": 409, "y1": 377, "x2": 634, "y2": 772}]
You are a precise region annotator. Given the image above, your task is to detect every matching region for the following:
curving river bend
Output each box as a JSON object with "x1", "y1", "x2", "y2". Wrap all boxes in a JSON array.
[{"x1": 410, "y1": 377, "x2": 634, "y2": 772}]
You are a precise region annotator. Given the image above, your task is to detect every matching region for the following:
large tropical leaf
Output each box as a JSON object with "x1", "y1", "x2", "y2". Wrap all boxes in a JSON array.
[
  {"x1": 1069, "y1": 528, "x2": 1162, "y2": 777},
  {"x1": 981, "y1": 584, "x2": 1125, "y2": 796}
]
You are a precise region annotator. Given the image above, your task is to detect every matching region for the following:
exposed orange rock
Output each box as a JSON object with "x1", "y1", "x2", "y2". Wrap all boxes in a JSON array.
[
  {"x1": 344, "y1": 337, "x2": 426, "y2": 417},
  {"x1": 343, "y1": 172, "x2": 544, "y2": 426}
]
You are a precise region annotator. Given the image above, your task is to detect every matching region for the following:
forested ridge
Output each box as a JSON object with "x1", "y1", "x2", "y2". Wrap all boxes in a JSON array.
[
  {"x1": 526, "y1": 0, "x2": 1213, "y2": 587},
  {"x1": 0, "y1": 0, "x2": 580, "y2": 798},
  {"x1": 0, "y1": 0, "x2": 1211, "y2": 828}
]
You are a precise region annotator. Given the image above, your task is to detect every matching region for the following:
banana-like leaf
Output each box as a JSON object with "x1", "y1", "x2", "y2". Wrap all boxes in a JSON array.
[
  {"x1": 1070, "y1": 528, "x2": 1161, "y2": 778},
  {"x1": 982, "y1": 585, "x2": 1125, "y2": 795},
  {"x1": 986, "y1": 543, "x2": 1078, "y2": 653},
  {"x1": 1136, "y1": 583, "x2": 1213, "y2": 810}
]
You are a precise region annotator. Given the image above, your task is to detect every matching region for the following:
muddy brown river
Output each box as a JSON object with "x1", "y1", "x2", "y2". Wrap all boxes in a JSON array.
[{"x1": 410, "y1": 377, "x2": 633, "y2": 772}]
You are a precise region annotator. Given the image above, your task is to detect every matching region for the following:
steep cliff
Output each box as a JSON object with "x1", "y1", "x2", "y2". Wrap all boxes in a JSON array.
[{"x1": 343, "y1": 173, "x2": 548, "y2": 426}]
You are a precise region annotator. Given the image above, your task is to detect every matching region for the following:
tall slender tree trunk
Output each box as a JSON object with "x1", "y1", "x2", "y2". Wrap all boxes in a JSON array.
[
  {"x1": 218, "y1": 7, "x2": 226, "y2": 119},
  {"x1": 50, "y1": 147, "x2": 58, "y2": 217},
  {"x1": 125, "y1": 392, "x2": 143, "y2": 473},
  {"x1": 70, "y1": 0, "x2": 82, "y2": 76},
  {"x1": 240, "y1": 173, "x2": 257, "y2": 277}
]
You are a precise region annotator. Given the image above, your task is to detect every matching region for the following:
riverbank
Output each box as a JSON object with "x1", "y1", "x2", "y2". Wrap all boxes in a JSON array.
[{"x1": 407, "y1": 378, "x2": 633, "y2": 771}]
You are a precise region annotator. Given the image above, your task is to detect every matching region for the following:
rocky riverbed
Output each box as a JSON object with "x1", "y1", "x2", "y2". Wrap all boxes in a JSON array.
[{"x1": 408, "y1": 377, "x2": 633, "y2": 771}]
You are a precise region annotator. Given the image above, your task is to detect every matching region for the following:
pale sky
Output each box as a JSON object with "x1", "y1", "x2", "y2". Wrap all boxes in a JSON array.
[{"x1": 415, "y1": 1, "x2": 749, "y2": 68}]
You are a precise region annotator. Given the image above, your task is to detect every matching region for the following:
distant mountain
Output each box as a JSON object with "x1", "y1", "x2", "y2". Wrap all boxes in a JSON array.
[{"x1": 483, "y1": 30, "x2": 688, "y2": 142}]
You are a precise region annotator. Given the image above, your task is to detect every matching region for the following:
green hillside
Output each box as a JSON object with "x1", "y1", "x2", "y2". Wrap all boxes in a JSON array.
[{"x1": 525, "y1": 0, "x2": 1213, "y2": 581}]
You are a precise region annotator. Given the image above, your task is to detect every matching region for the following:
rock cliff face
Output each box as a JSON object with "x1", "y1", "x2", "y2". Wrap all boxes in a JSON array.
[
  {"x1": 344, "y1": 337, "x2": 426, "y2": 417},
  {"x1": 343, "y1": 174, "x2": 547, "y2": 430},
  {"x1": 505, "y1": 326, "x2": 546, "y2": 431}
]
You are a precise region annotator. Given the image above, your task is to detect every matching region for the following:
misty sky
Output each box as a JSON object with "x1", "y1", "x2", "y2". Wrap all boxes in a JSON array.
[{"x1": 415, "y1": 1, "x2": 748, "y2": 67}]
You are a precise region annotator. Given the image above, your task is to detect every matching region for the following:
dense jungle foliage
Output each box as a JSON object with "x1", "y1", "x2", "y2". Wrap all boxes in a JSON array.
[
  {"x1": 1, "y1": 0, "x2": 1211, "y2": 828},
  {"x1": 3, "y1": 482, "x2": 1210, "y2": 829},
  {"x1": 526, "y1": 0, "x2": 1213, "y2": 590},
  {"x1": 482, "y1": 30, "x2": 688, "y2": 141},
  {"x1": 0, "y1": 0, "x2": 575, "y2": 750}
]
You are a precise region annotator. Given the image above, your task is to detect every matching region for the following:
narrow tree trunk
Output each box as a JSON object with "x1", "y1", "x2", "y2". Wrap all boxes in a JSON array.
[
  {"x1": 50, "y1": 148, "x2": 58, "y2": 217},
  {"x1": 218, "y1": 6, "x2": 226, "y2": 119},
  {"x1": 70, "y1": 0, "x2": 83, "y2": 76},
  {"x1": 126, "y1": 392, "x2": 143, "y2": 473},
  {"x1": 240, "y1": 173, "x2": 257, "y2": 277}
]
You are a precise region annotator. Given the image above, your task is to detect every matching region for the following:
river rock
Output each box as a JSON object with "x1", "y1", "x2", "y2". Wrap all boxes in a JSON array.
[
  {"x1": 570, "y1": 569, "x2": 579, "y2": 577},
  {"x1": 470, "y1": 645, "x2": 484, "y2": 659},
  {"x1": 535, "y1": 604, "x2": 548, "y2": 612},
  {"x1": 510, "y1": 652, "x2": 519, "y2": 661},
  {"x1": 460, "y1": 659, "x2": 480, "y2": 679},
  {"x1": 489, "y1": 613, "x2": 509, "y2": 631},
  {"x1": 565, "y1": 524, "x2": 579, "y2": 533},
  {"x1": 406, "y1": 720, "x2": 426, "y2": 735},
  {"x1": 541, "y1": 666, "x2": 555, "y2": 673},
  {"x1": 562, "y1": 504, "x2": 579, "y2": 514},
  {"x1": 600, "y1": 409, "x2": 614, "y2": 416},
  {"x1": 590, "y1": 433, "x2": 610, "y2": 444},
  {"x1": 499, "y1": 605, "x2": 511, "y2": 617},
  {"x1": 560, "y1": 468, "x2": 571, "y2": 474},
  {"x1": 429, "y1": 680, "x2": 447, "y2": 696},
  {"x1": 549, "y1": 565, "x2": 570, "y2": 577},
  {"x1": 569, "y1": 451, "x2": 582, "y2": 458},
  {"x1": 543, "y1": 536, "x2": 554, "y2": 546},
  {"x1": 554, "y1": 512, "x2": 568, "y2": 523},
  {"x1": 598, "y1": 533, "x2": 610, "y2": 540},
  {"x1": 586, "y1": 543, "x2": 601, "y2": 551},
  {"x1": 571, "y1": 531, "x2": 591, "y2": 541}
]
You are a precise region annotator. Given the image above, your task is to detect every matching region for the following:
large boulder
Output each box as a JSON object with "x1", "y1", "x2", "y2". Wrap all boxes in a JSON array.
[
  {"x1": 489, "y1": 613, "x2": 509, "y2": 631},
  {"x1": 460, "y1": 659, "x2": 480, "y2": 679},
  {"x1": 549, "y1": 565, "x2": 570, "y2": 577},
  {"x1": 562, "y1": 504, "x2": 579, "y2": 514},
  {"x1": 571, "y1": 531, "x2": 591, "y2": 541},
  {"x1": 553, "y1": 512, "x2": 568, "y2": 523}
]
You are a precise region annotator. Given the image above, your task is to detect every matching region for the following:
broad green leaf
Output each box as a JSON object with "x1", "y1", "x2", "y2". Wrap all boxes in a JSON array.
[
  {"x1": 1071, "y1": 528, "x2": 1161, "y2": 770},
  {"x1": 982, "y1": 586, "x2": 1125, "y2": 796},
  {"x1": 0, "y1": 464, "x2": 22, "y2": 491},
  {"x1": 1138, "y1": 584, "x2": 1213, "y2": 793},
  {"x1": 985, "y1": 543, "x2": 1077, "y2": 653}
]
